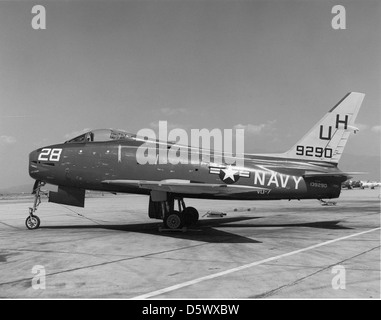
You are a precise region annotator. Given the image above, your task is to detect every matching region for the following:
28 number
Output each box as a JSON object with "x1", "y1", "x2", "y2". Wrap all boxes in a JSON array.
[{"x1": 38, "y1": 148, "x2": 62, "y2": 161}]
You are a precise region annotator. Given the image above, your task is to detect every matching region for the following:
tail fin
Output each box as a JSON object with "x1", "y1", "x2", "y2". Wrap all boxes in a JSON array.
[{"x1": 284, "y1": 92, "x2": 365, "y2": 163}]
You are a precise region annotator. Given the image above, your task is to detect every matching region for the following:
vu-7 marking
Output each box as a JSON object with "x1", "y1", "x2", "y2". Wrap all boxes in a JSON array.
[{"x1": 27, "y1": 92, "x2": 365, "y2": 230}]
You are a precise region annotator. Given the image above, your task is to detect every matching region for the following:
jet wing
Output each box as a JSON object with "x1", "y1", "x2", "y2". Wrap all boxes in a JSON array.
[{"x1": 101, "y1": 179, "x2": 269, "y2": 195}]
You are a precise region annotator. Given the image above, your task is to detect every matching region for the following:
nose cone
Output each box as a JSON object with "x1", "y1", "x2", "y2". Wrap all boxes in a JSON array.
[
  {"x1": 29, "y1": 149, "x2": 38, "y2": 162},
  {"x1": 29, "y1": 149, "x2": 40, "y2": 179}
]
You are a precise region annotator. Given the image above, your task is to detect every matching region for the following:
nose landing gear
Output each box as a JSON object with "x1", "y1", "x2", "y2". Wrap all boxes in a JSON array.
[
  {"x1": 26, "y1": 211, "x2": 40, "y2": 230},
  {"x1": 26, "y1": 180, "x2": 46, "y2": 230}
]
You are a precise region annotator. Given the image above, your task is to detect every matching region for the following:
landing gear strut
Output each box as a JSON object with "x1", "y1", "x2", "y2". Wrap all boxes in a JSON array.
[
  {"x1": 149, "y1": 194, "x2": 199, "y2": 231},
  {"x1": 26, "y1": 180, "x2": 46, "y2": 230}
]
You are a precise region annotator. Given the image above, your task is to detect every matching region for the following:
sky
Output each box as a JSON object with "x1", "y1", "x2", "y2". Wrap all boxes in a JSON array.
[{"x1": 0, "y1": 0, "x2": 380, "y2": 190}]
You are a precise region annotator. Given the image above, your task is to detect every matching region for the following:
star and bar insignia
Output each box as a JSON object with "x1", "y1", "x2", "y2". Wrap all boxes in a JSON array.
[{"x1": 209, "y1": 165, "x2": 250, "y2": 184}]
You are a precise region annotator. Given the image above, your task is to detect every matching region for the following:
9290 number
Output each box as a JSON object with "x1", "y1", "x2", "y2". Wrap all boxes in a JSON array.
[{"x1": 296, "y1": 145, "x2": 332, "y2": 158}]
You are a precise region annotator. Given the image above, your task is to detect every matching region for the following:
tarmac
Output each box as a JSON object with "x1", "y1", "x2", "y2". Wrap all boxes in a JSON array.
[{"x1": 0, "y1": 189, "x2": 379, "y2": 299}]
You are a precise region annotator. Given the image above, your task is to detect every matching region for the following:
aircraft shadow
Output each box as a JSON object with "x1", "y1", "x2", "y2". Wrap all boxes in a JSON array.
[
  {"x1": 214, "y1": 220, "x2": 353, "y2": 230},
  {"x1": 41, "y1": 217, "x2": 261, "y2": 244},
  {"x1": 41, "y1": 217, "x2": 351, "y2": 244}
]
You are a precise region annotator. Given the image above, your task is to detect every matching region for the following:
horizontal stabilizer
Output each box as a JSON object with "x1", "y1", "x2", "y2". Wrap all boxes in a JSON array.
[{"x1": 303, "y1": 171, "x2": 366, "y2": 179}]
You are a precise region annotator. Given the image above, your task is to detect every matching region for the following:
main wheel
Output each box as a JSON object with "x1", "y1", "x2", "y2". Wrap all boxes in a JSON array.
[
  {"x1": 26, "y1": 215, "x2": 40, "y2": 230},
  {"x1": 183, "y1": 207, "x2": 199, "y2": 226},
  {"x1": 164, "y1": 211, "x2": 184, "y2": 229}
]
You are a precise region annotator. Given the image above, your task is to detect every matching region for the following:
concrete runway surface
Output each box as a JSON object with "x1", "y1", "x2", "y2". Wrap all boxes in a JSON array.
[{"x1": 0, "y1": 189, "x2": 379, "y2": 299}]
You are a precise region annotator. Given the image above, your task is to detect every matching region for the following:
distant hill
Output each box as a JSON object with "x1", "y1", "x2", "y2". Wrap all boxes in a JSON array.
[
  {"x1": 0, "y1": 183, "x2": 57, "y2": 195},
  {"x1": 0, "y1": 184, "x2": 33, "y2": 195}
]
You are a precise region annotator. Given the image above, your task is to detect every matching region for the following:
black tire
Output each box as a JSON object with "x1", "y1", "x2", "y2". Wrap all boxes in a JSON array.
[
  {"x1": 164, "y1": 211, "x2": 184, "y2": 229},
  {"x1": 183, "y1": 207, "x2": 199, "y2": 226},
  {"x1": 26, "y1": 215, "x2": 40, "y2": 230}
]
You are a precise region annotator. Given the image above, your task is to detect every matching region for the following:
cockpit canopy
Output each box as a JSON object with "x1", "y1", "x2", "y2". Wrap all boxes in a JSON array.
[{"x1": 65, "y1": 129, "x2": 135, "y2": 143}]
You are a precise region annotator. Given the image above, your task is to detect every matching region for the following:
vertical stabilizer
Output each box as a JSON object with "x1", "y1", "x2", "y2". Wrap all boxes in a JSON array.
[{"x1": 284, "y1": 92, "x2": 365, "y2": 163}]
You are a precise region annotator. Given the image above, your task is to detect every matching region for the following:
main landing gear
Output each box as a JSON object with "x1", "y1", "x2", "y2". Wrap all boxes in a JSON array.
[
  {"x1": 163, "y1": 198, "x2": 199, "y2": 230},
  {"x1": 149, "y1": 194, "x2": 199, "y2": 231},
  {"x1": 26, "y1": 180, "x2": 46, "y2": 230}
]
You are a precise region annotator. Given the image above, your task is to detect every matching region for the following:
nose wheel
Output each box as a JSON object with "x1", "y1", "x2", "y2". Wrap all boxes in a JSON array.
[
  {"x1": 26, "y1": 211, "x2": 41, "y2": 230},
  {"x1": 26, "y1": 180, "x2": 46, "y2": 230}
]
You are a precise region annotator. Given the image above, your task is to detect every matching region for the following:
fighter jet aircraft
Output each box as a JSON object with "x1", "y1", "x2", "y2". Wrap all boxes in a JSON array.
[{"x1": 27, "y1": 92, "x2": 365, "y2": 230}]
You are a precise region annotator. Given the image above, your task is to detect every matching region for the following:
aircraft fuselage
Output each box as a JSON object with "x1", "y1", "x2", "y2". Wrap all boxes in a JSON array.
[{"x1": 29, "y1": 139, "x2": 343, "y2": 201}]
